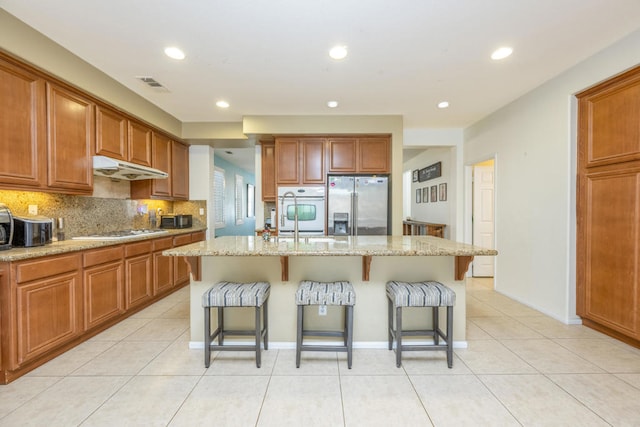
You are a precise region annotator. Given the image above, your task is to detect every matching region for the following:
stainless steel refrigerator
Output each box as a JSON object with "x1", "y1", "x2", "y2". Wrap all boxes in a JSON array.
[{"x1": 327, "y1": 176, "x2": 389, "y2": 236}]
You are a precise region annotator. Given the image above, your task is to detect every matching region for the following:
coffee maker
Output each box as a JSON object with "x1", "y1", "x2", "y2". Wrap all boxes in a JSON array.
[{"x1": 0, "y1": 203, "x2": 14, "y2": 251}]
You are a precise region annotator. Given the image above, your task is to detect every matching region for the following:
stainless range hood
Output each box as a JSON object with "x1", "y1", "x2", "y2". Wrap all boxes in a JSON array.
[{"x1": 93, "y1": 156, "x2": 169, "y2": 180}]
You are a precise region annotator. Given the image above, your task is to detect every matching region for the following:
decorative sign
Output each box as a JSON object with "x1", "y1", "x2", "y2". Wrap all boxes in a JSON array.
[{"x1": 418, "y1": 162, "x2": 442, "y2": 182}]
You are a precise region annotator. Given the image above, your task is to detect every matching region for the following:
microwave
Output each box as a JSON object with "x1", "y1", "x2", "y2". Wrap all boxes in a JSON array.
[
  {"x1": 160, "y1": 214, "x2": 192, "y2": 229},
  {"x1": 12, "y1": 216, "x2": 53, "y2": 247}
]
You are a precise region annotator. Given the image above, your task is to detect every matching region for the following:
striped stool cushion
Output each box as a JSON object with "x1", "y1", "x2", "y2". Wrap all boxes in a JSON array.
[
  {"x1": 296, "y1": 280, "x2": 355, "y2": 306},
  {"x1": 202, "y1": 281, "x2": 270, "y2": 307},
  {"x1": 386, "y1": 281, "x2": 456, "y2": 307}
]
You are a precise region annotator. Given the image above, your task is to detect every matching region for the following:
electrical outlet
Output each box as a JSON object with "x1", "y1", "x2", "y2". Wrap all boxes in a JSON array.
[
  {"x1": 318, "y1": 305, "x2": 327, "y2": 316},
  {"x1": 199, "y1": 208, "x2": 205, "y2": 215},
  {"x1": 28, "y1": 205, "x2": 38, "y2": 215}
]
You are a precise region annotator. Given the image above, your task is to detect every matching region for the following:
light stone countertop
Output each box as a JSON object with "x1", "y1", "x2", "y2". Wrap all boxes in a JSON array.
[
  {"x1": 163, "y1": 235, "x2": 498, "y2": 257},
  {"x1": 0, "y1": 227, "x2": 207, "y2": 262}
]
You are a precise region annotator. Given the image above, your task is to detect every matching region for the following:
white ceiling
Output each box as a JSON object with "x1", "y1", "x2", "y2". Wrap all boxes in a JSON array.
[{"x1": 3, "y1": 0, "x2": 640, "y2": 170}]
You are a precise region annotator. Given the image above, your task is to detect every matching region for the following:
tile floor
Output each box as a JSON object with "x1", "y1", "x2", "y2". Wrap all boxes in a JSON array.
[{"x1": 1, "y1": 278, "x2": 640, "y2": 426}]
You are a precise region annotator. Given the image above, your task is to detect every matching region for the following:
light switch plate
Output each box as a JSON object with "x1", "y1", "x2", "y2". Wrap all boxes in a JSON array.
[
  {"x1": 318, "y1": 305, "x2": 327, "y2": 316},
  {"x1": 199, "y1": 208, "x2": 205, "y2": 215}
]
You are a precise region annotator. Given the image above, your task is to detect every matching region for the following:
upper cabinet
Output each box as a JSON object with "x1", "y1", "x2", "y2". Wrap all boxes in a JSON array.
[
  {"x1": 45, "y1": 83, "x2": 93, "y2": 194},
  {"x1": 171, "y1": 140, "x2": 189, "y2": 200},
  {"x1": 328, "y1": 137, "x2": 390, "y2": 174},
  {"x1": 275, "y1": 137, "x2": 326, "y2": 185},
  {"x1": 96, "y1": 106, "x2": 152, "y2": 167},
  {"x1": 0, "y1": 56, "x2": 46, "y2": 190},
  {"x1": 261, "y1": 141, "x2": 276, "y2": 201}
]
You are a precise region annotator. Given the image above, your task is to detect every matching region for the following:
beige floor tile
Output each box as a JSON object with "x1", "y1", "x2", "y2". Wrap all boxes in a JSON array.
[
  {"x1": 615, "y1": 373, "x2": 640, "y2": 389},
  {"x1": 338, "y1": 349, "x2": 406, "y2": 376},
  {"x1": 399, "y1": 352, "x2": 471, "y2": 375},
  {"x1": 466, "y1": 297, "x2": 505, "y2": 317},
  {"x1": 479, "y1": 374, "x2": 609, "y2": 426},
  {"x1": 0, "y1": 376, "x2": 130, "y2": 427},
  {"x1": 465, "y1": 321, "x2": 493, "y2": 340},
  {"x1": 205, "y1": 350, "x2": 277, "y2": 376},
  {"x1": 470, "y1": 317, "x2": 543, "y2": 339},
  {"x1": 72, "y1": 340, "x2": 171, "y2": 376},
  {"x1": 490, "y1": 301, "x2": 547, "y2": 317},
  {"x1": 82, "y1": 376, "x2": 199, "y2": 427},
  {"x1": 129, "y1": 300, "x2": 179, "y2": 319},
  {"x1": 411, "y1": 374, "x2": 520, "y2": 426},
  {"x1": 89, "y1": 317, "x2": 152, "y2": 341},
  {"x1": 455, "y1": 340, "x2": 537, "y2": 374},
  {"x1": 549, "y1": 373, "x2": 640, "y2": 426},
  {"x1": 516, "y1": 316, "x2": 607, "y2": 339},
  {"x1": 27, "y1": 340, "x2": 116, "y2": 377},
  {"x1": 554, "y1": 338, "x2": 640, "y2": 373},
  {"x1": 139, "y1": 340, "x2": 206, "y2": 376},
  {"x1": 122, "y1": 317, "x2": 189, "y2": 341},
  {"x1": 170, "y1": 376, "x2": 269, "y2": 427},
  {"x1": 341, "y1": 375, "x2": 432, "y2": 426},
  {"x1": 158, "y1": 301, "x2": 191, "y2": 319},
  {"x1": 501, "y1": 339, "x2": 604, "y2": 374},
  {"x1": 258, "y1": 376, "x2": 343, "y2": 427},
  {"x1": 272, "y1": 349, "x2": 339, "y2": 375},
  {"x1": 0, "y1": 377, "x2": 60, "y2": 418}
]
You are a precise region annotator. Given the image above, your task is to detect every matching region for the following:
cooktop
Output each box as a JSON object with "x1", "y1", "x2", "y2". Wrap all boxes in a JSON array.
[{"x1": 72, "y1": 229, "x2": 169, "y2": 241}]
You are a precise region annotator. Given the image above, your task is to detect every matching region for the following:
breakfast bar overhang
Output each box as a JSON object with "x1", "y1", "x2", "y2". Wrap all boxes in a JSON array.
[{"x1": 164, "y1": 235, "x2": 497, "y2": 347}]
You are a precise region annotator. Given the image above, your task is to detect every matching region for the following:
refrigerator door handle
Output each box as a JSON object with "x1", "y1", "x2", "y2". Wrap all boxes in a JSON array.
[{"x1": 353, "y1": 191, "x2": 358, "y2": 236}]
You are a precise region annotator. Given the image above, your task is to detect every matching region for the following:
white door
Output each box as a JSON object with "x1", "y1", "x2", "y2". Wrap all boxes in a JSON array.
[{"x1": 473, "y1": 164, "x2": 495, "y2": 276}]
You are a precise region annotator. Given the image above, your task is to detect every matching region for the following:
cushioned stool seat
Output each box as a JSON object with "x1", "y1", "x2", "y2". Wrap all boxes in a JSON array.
[
  {"x1": 295, "y1": 280, "x2": 355, "y2": 368},
  {"x1": 202, "y1": 281, "x2": 270, "y2": 368},
  {"x1": 386, "y1": 281, "x2": 455, "y2": 368}
]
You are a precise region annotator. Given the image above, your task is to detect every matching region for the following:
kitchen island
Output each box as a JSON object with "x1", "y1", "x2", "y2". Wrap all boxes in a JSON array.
[{"x1": 164, "y1": 235, "x2": 497, "y2": 347}]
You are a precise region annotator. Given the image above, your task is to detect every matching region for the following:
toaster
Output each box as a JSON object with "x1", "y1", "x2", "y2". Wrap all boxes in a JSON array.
[
  {"x1": 12, "y1": 216, "x2": 53, "y2": 247},
  {"x1": 160, "y1": 214, "x2": 192, "y2": 229}
]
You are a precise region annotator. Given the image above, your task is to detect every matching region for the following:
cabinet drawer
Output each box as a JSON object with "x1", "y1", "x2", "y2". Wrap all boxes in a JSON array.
[
  {"x1": 125, "y1": 240, "x2": 152, "y2": 258},
  {"x1": 191, "y1": 231, "x2": 206, "y2": 242},
  {"x1": 15, "y1": 254, "x2": 81, "y2": 284},
  {"x1": 173, "y1": 234, "x2": 191, "y2": 246},
  {"x1": 152, "y1": 236, "x2": 173, "y2": 252},
  {"x1": 83, "y1": 245, "x2": 124, "y2": 267}
]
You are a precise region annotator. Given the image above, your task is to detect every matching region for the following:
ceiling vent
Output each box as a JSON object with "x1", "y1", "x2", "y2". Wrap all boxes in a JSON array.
[{"x1": 136, "y1": 76, "x2": 169, "y2": 92}]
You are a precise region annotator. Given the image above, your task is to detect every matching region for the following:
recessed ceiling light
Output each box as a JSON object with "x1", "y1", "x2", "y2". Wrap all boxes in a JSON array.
[
  {"x1": 437, "y1": 101, "x2": 449, "y2": 109},
  {"x1": 491, "y1": 47, "x2": 513, "y2": 60},
  {"x1": 216, "y1": 100, "x2": 230, "y2": 108},
  {"x1": 164, "y1": 46, "x2": 185, "y2": 60},
  {"x1": 327, "y1": 101, "x2": 339, "y2": 108},
  {"x1": 329, "y1": 45, "x2": 348, "y2": 60}
]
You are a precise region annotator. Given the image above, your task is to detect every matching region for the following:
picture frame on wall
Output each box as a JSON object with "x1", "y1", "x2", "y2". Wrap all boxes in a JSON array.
[
  {"x1": 416, "y1": 188, "x2": 421, "y2": 203},
  {"x1": 412, "y1": 169, "x2": 419, "y2": 182},
  {"x1": 431, "y1": 185, "x2": 438, "y2": 202},
  {"x1": 422, "y1": 187, "x2": 429, "y2": 203},
  {"x1": 439, "y1": 183, "x2": 447, "y2": 201}
]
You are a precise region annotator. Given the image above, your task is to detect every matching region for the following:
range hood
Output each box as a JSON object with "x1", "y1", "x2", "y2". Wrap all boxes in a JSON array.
[{"x1": 93, "y1": 156, "x2": 169, "y2": 180}]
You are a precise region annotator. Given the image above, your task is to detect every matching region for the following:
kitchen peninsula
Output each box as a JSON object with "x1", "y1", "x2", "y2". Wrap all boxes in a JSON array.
[{"x1": 164, "y1": 235, "x2": 497, "y2": 346}]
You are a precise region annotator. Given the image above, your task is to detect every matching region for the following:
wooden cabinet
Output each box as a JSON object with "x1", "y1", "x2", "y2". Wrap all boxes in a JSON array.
[
  {"x1": 83, "y1": 246, "x2": 124, "y2": 330},
  {"x1": 96, "y1": 105, "x2": 152, "y2": 167},
  {"x1": 46, "y1": 83, "x2": 93, "y2": 194},
  {"x1": 328, "y1": 136, "x2": 390, "y2": 173},
  {"x1": 275, "y1": 137, "x2": 326, "y2": 185},
  {"x1": 12, "y1": 254, "x2": 82, "y2": 366},
  {"x1": 577, "y1": 65, "x2": 640, "y2": 346},
  {"x1": 0, "y1": 56, "x2": 46, "y2": 190},
  {"x1": 173, "y1": 234, "x2": 192, "y2": 287},
  {"x1": 261, "y1": 141, "x2": 276, "y2": 201},
  {"x1": 152, "y1": 237, "x2": 174, "y2": 295},
  {"x1": 130, "y1": 135, "x2": 190, "y2": 201},
  {"x1": 124, "y1": 240, "x2": 153, "y2": 310}
]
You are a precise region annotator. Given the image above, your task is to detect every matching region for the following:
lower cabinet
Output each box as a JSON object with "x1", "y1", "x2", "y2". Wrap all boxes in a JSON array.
[
  {"x1": 83, "y1": 246, "x2": 125, "y2": 330},
  {"x1": 153, "y1": 237, "x2": 174, "y2": 295},
  {"x1": 124, "y1": 240, "x2": 153, "y2": 310}
]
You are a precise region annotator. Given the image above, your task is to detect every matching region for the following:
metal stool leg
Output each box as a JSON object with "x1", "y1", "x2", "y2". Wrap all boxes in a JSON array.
[
  {"x1": 396, "y1": 306, "x2": 403, "y2": 368},
  {"x1": 255, "y1": 305, "x2": 261, "y2": 368},
  {"x1": 433, "y1": 306, "x2": 439, "y2": 345},
  {"x1": 217, "y1": 306, "x2": 224, "y2": 346},
  {"x1": 387, "y1": 296, "x2": 393, "y2": 350},
  {"x1": 296, "y1": 305, "x2": 303, "y2": 368},
  {"x1": 263, "y1": 299, "x2": 269, "y2": 350},
  {"x1": 346, "y1": 305, "x2": 354, "y2": 369},
  {"x1": 447, "y1": 305, "x2": 454, "y2": 368},
  {"x1": 204, "y1": 307, "x2": 211, "y2": 368}
]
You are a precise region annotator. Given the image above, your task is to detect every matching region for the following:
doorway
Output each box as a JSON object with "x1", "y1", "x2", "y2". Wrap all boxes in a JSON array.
[{"x1": 470, "y1": 159, "x2": 495, "y2": 277}]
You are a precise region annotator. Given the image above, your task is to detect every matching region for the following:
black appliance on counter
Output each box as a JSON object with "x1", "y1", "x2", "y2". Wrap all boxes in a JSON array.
[
  {"x1": 12, "y1": 216, "x2": 53, "y2": 247},
  {"x1": 0, "y1": 203, "x2": 13, "y2": 251},
  {"x1": 160, "y1": 214, "x2": 193, "y2": 229}
]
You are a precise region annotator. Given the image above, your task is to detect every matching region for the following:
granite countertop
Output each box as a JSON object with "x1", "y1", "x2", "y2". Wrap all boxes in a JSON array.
[
  {"x1": 163, "y1": 235, "x2": 498, "y2": 257},
  {"x1": 0, "y1": 227, "x2": 207, "y2": 262}
]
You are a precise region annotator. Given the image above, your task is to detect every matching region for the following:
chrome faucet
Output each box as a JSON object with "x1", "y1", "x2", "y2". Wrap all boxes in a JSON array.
[{"x1": 281, "y1": 191, "x2": 299, "y2": 241}]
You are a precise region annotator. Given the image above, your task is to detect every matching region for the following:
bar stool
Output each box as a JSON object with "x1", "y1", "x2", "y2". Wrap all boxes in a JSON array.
[
  {"x1": 202, "y1": 281, "x2": 270, "y2": 368},
  {"x1": 295, "y1": 280, "x2": 355, "y2": 369},
  {"x1": 386, "y1": 280, "x2": 455, "y2": 368}
]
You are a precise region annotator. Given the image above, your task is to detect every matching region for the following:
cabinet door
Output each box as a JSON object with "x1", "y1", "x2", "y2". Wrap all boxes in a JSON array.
[
  {"x1": 150, "y1": 133, "x2": 172, "y2": 197},
  {"x1": 16, "y1": 272, "x2": 82, "y2": 364},
  {"x1": 328, "y1": 138, "x2": 357, "y2": 173},
  {"x1": 128, "y1": 120, "x2": 152, "y2": 166},
  {"x1": 153, "y1": 237, "x2": 174, "y2": 295},
  {"x1": 276, "y1": 138, "x2": 300, "y2": 184},
  {"x1": 173, "y1": 234, "x2": 192, "y2": 287},
  {"x1": 301, "y1": 138, "x2": 325, "y2": 184},
  {"x1": 261, "y1": 142, "x2": 276, "y2": 201},
  {"x1": 171, "y1": 141, "x2": 189, "y2": 200},
  {"x1": 0, "y1": 58, "x2": 46, "y2": 189},
  {"x1": 358, "y1": 137, "x2": 390, "y2": 173},
  {"x1": 125, "y1": 254, "x2": 152, "y2": 309},
  {"x1": 95, "y1": 105, "x2": 127, "y2": 161},
  {"x1": 46, "y1": 83, "x2": 93, "y2": 193},
  {"x1": 83, "y1": 261, "x2": 124, "y2": 330}
]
